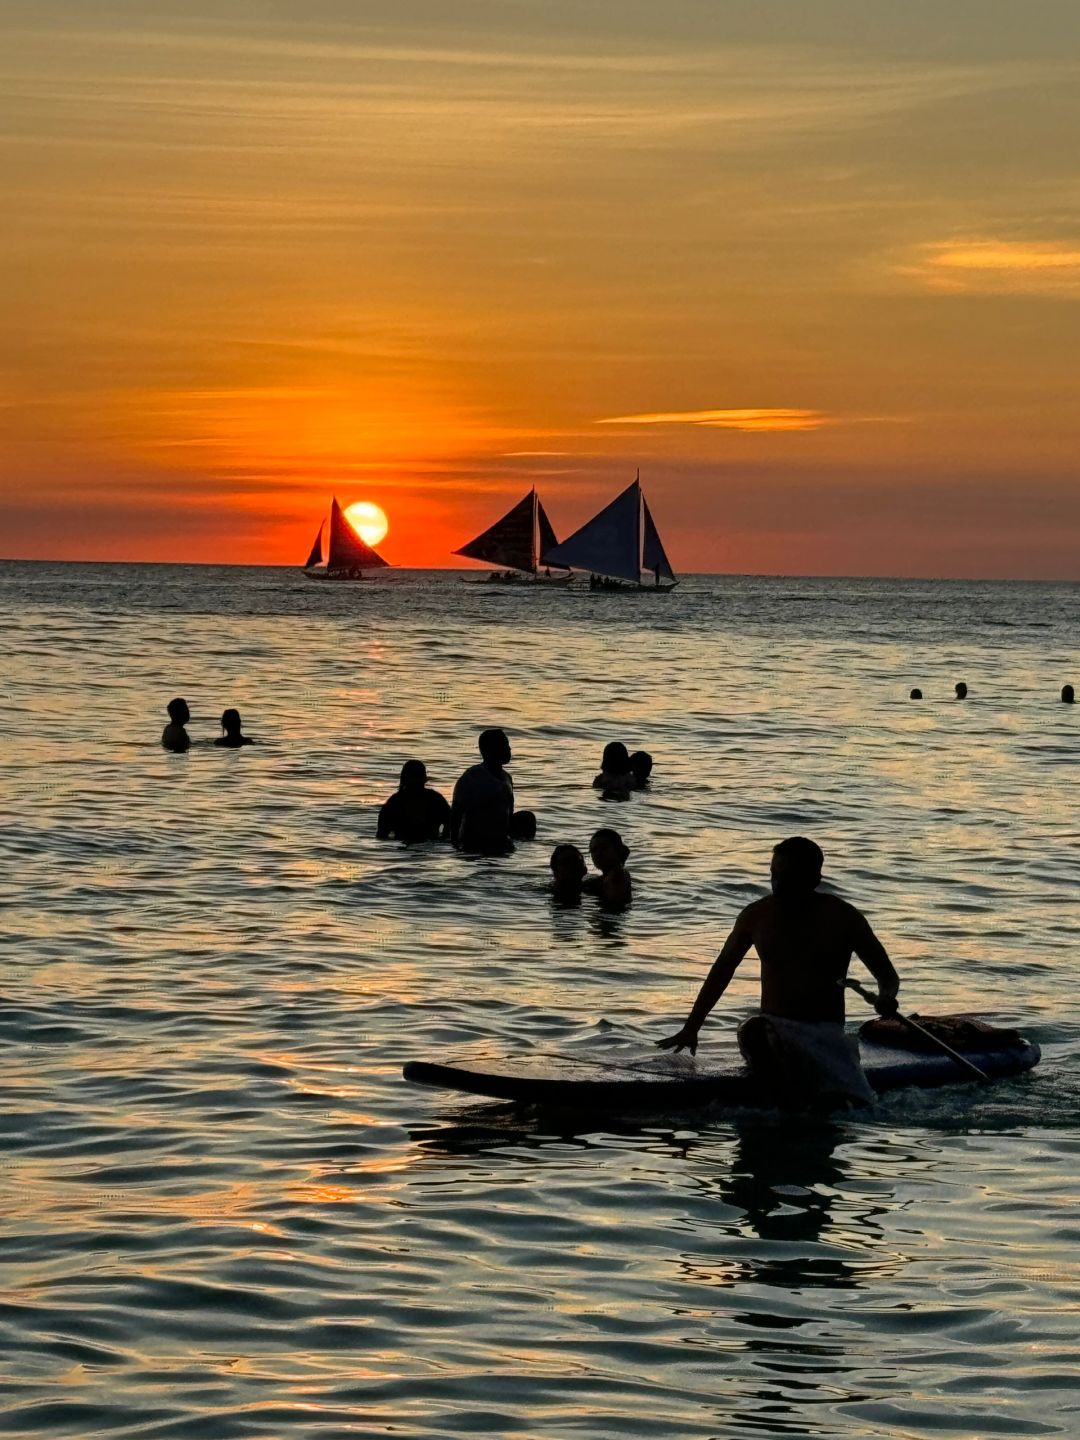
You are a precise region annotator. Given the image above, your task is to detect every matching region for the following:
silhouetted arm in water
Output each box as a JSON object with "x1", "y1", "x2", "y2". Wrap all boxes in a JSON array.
[
  {"x1": 376, "y1": 796, "x2": 395, "y2": 840},
  {"x1": 658, "y1": 910, "x2": 755, "y2": 1055}
]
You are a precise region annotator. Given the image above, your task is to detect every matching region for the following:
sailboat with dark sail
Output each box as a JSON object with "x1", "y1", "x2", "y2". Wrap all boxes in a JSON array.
[
  {"x1": 453, "y1": 488, "x2": 571, "y2": 584},
  {"x1": 541, "y1": 474, "x2": 677, "y2": 591},
  {"x1": 303, "y1": 497, "x2": 389, "y2": 581}
]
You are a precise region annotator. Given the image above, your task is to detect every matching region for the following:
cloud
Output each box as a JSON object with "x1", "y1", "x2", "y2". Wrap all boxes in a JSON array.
[
  {"x1": 597, "y1": 408, "x2": 829, "y2": 432},
  {"x1": 900, "y1": 240, "x2": 1080, "y2": 296}
]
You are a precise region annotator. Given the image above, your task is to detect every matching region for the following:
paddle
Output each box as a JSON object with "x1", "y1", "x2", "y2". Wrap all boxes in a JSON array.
[{"x1": 844, "y1": 977, "x2": 991, "y2": 1084}]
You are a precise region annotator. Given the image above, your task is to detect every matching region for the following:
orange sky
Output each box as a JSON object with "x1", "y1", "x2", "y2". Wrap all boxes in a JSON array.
[{"x1": 2, "y1": 3, "x2": 1079, "y2": 577}]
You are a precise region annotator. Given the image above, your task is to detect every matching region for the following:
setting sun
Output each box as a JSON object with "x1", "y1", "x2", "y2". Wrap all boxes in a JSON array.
[{"x1": 344, "y1": 501, "x2": 389, "y2": 548}]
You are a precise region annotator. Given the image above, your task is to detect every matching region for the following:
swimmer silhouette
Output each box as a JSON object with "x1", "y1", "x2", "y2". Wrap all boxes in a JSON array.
[
  {"x1": 550, "y1": 843, "x2": 587, "y2": 904},
  {"x1": 955, "y1": 682, "x2": 968, "y2": 700},
  {"x1": 451, "y1": 728, "x2": 514, "y2": 853},
  {"x1": 161, "y1": 697, "x2": 191, "y2": 752},
  {"x1": 909, "y1": 689, "x2": 922, "y2": 700},
  {"x1": 583, "y1": 828, "x2": 632, "y2": 909},
  {"x1": 593, "y1": 741, "x2": 634, "y2": 799},
  {"x1": 629, "y1": 750, "x2": 654, "y2": 786},
  {"x1": 509, "y1": 810, "x2": 537, "y2": 841},
  {"x1": 215, "y1": 708, "x2": 254, "y2": 747},
  {"x1": 378, "y1": 760, "x2": 450, "y2": 843},
  {"x1": 1062, "y1": 685, "x2": 1075, "y2": 705}
]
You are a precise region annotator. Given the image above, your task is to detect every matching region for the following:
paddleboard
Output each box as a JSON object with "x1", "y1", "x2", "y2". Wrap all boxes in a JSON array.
[{"x1": 403, "y1": 1036, "x2": 1040, "y2": 1110}]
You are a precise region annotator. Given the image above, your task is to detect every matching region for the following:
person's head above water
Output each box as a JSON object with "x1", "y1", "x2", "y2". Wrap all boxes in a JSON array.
[
  {"x1": 909, "y1": 688, "x2": 923, "y2": 700},
  {"x1": 478, "y1": 728, "x2": 511, "y2": 767},
  {"x1": 510, "y1": 809, "x2": 537, "y2": 841},
  {"x1": 955, "y1": 682, "x2": 968, "y2": 699},
  {"x1": 399, "y1": 759, "x2": 427, "y2": 790},
  {"x1": 600, "y1": 741, "x2": 631, "y2": 775},
  {"x1": 770, "y1": 836, "x2": 824, "y2": 896},
  {"x1": 167, "y1": 697, "x2": 190, "y2": 725},
  {"x1": 220, "y1": 708, "x2": 242, "y2": 737},
  {"x1": 629, "y1": 750, "x2": 653, "y2": 783},
  {"x1": 589, "y1": 827, "x2": 630, "y2": 872},
  {"x1": 550, "y1": 843, "x2": 586, "y2": 886},
  {"x1": 1062, "y1": 684, "x2": 1075, "y2": 704}
]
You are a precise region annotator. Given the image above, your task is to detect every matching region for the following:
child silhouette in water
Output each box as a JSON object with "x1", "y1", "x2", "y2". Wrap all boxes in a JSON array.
[
  {"x1": 215, "y1": 709, "x2": 254, "y2": 747},
  {"x1": 583, "y1": 828, "x2": 632, "y2": 909},
  {"x1": 550, "y1": 844, "x2": 587, "y2": 904},
  {"x1": 161, "y1": 697, "x2": 191, "y2": 752}
]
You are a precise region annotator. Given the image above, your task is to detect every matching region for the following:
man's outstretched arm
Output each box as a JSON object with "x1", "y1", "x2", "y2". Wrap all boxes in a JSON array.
[
  {"x1": 658, "y1": 913, "x2": 754, "y2": 1055},
  {"x1": 852, "y1": 913, "x2": 900, "y2": 1012}
]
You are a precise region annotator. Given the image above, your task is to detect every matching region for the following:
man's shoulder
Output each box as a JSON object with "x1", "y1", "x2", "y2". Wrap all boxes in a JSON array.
[
  {"x1": 816, "y1": 892, "x2": 868, "y2": 928},
  {"x1": 738, "y1": 895, "x2": 771, "y2": 924}
]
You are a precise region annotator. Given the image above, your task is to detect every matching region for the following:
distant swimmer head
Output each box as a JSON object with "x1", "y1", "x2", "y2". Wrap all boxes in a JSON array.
[
  {"x1": 221, "y1": 708, "x2": 242, "y2": 738},
  {"x1": 167, "y1": 697, "x2": 190, "y2": 725},
  {"x1": 1062, "y1": 685, "x2": 1075, "y2": 704},
  {"x1": 550, "y1": 843, "x2": 587, "y2": 888},
  {"x1": 479, "y1": 727, "x2": 511, "y2": 766},
  {"x1": 955, "y1": 682, "x2": 968, "y2": 700},
  {"x1": 399, "y1": 759, "x2": 427, "y2": 789},
  {"x1": 909, "y1": 688, "x2": 923, "y2": 700},
  {"x1": 600, "y1": 741, "x2": 631, "y2": 775},
  {"x1": 590, "y1": 827, "x2": 629, "y2": 872},
  {"x1": 629, "y1": 750, "x2": 653, "y2": 784},
  {"x1": 771, "y1": 836, "x2": 823, "y2": 896},
  {"x1": 509, "y1": 809, "x2": 537, "y2": 841}
]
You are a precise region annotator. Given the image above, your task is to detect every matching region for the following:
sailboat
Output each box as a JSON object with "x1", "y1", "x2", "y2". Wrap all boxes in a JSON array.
[
  {"x1": 302, "y1": 497, "x2": 389, "y2": 581},
  {"x1": 541, "y1": 474, "x2": 678, "y2": 591},
  {"x1": 453, "y1": 488, "x2": 571, "y2": 585}
]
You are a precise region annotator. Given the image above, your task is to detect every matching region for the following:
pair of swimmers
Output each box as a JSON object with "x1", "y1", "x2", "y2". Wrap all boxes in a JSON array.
[
  {"x1": 161, "y1": 698, "x2": 253, "y2": 752},
  {"x1": 592, "y1": 743, "x2": 653, "y2": 800},
  {"x1": 550, "y1": 830, "x2": 631, "y2": 909},
  {"x1": 378, "y1": 733, "x2": 536, "y2": 851}
]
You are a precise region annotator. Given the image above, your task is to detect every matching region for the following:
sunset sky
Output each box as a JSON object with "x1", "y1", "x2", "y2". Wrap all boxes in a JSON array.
[{"x1": 2, "y1": 1, "x2": 1079, "y2": 576}]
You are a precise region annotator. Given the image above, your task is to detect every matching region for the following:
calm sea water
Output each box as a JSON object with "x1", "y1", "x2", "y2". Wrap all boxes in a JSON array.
[{"x1": 1, "y1": 561, "x2": 1077, "y2": 1440}]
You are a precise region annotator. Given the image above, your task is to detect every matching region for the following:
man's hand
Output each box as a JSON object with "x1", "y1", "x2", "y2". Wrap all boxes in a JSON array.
[
  {"x1": 657, "y1": 1024, "x2": 699, "y2": 1055},
  {"x1": 874, "y1": 991, "x2": 900, "y2": 1018}
]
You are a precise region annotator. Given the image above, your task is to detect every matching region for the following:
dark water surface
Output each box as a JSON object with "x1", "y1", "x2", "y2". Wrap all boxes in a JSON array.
[{"x1": 1, "y1": 563, "x2": 1077, "y2": 1438}]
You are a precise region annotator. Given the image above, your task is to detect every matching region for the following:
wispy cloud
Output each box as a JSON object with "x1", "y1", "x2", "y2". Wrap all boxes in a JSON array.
[
  {"x1": 900, "y1": 240, "x2": 1080, "y2": 296},
  {"x1": 597, "y1": 408, "x2": 829, "y2": 432}
]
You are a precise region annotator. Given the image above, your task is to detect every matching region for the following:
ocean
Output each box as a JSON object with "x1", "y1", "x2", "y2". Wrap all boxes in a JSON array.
[{"x1": 1, "y1": 561, "x2": 1077, "y2": 1439}]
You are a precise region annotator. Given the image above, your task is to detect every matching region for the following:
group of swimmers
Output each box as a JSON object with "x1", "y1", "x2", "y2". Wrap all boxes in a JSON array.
[
  {"x1": 909, "y1": 682, "x2": 1074, "y2": 702},
  {"x1": 376, "y1": 727, "x2": 636, "y2": 907},
  {"x1": 161, "y1": 697, "x2": 254, "y2": 751}
]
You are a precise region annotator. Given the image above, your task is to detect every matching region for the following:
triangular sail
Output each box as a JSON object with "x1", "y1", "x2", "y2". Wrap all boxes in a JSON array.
[
  {"x1": 304, "y1": 522, "x2": 325, "y2": 569},
  {"x1": 535, "y1": 500, "x2": 567, "y2": 570},
  {"x1": 642, "y1": 498, "x2": 676, "y2": 581},
  {"x1": 327, "y1": 497, "x2": 388, "y2": 571},
  {"x1": 454, "y1": 490, "x2": 536, "y2": 573},
  {"x1": 541, "y1": 480, "x2": 642, "y2": 583}
]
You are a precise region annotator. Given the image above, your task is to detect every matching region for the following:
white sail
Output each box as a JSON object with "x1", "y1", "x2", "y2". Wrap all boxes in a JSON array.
[{"x1": 541, "y1": 481, "x2": 642, "y2": 583}]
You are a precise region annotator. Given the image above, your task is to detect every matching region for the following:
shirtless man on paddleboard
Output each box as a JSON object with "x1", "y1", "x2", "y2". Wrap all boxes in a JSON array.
[{"x1": 658, "y1": 836, "x2": 900, "y2": 1105}]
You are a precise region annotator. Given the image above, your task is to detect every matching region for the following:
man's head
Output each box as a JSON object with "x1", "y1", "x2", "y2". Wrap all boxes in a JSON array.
[
  {"x1": 478, "y1": 728, "x2": 511, "y2": 766},
  {"x1": 770, "y1": 836, "x2": 824, "y2": 896},
  {"x1": 167, "y1": 697, "x2": 190, "y2": 725},
  {"x1": 955, "y1": 682, "x2": 968, "y2": 699},
  {"x1": 509, "y1": 809, "x2": 537, "y2": 841},
  {"x1": 1062, "y1": 684, "x2": 1074, "y2": 704},
  {"x1": 909, "y1": 688, "x2": 922, "y2": 700},
  {"x1": 221, "y1": 708, "x2": 241, "y2": 736},
  {"x1": 399, "y1": 759, "x2": 427, "y2": 790}
]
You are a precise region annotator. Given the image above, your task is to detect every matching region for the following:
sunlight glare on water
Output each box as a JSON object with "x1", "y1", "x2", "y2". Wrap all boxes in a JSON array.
[{"x1": 0, "y1": 563, "x2": 1077, "y2": 1439}]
